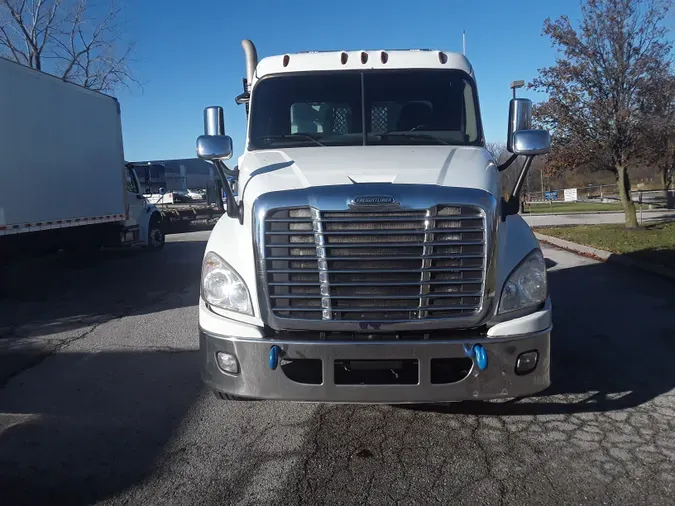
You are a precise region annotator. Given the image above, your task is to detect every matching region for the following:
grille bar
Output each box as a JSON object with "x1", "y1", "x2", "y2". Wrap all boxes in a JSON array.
[
  {"x1": 266, "y1": 254, "x2": 484, "y2": 261},
  {"x1": 266, "y1": 228, "x2": 483, "y2": 235},
  {"x1": 269, "y1": 280, "x2": 476, "y2": 287},
  {"x1": 418, "y1": 208, "x2": 434, "y2": 318},
  {"x1": 267, "y1": 240, "x2": 484, "y2": 248},
  {"x1": 267, "y1": 267, "x2": 483, "y2": 274},
  {"x1": 272, "y1": 306, "x2": 476, "y2": 313},
  {"x1": 311, "y1": 208, "x2": 331, "y2": 320},
  {"x1": 266, "y1": 215, "x2": 479, "y2": 223},
  {"x1": 270, "y1": 292, "x2": 481, "y2": 299},
  {"x1": 264, "y1": 205, "x2": 486, "y2": 322}
]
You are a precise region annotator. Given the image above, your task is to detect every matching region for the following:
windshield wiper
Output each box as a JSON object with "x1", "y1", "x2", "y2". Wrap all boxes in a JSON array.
[
  {"x1": 375, "y1": 132, "x2": 450, "y2": 145},
  {"x1": 256, "y1": 133, "x2": 326, "y2": 147}
]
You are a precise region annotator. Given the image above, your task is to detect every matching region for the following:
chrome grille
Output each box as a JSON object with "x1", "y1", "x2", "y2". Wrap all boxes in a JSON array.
[{"x1": 263, "y1": 204, "x2": 486, "y2": 322}]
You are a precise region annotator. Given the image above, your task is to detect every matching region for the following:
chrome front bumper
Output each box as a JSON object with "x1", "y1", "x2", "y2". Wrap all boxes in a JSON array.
[{"x1": 200, "y1": 328, "x2": 551, "y2": 404}]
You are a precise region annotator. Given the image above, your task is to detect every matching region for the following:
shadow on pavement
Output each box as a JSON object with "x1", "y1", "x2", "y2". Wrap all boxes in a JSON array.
[
  {"x1": 0, "y1": 349, "x2": 203, "y2": 506},
  {"x1": 642, "y1": 213, "x2": 675, "y2": 224},
  {"x1": 0, "y1": 235, "x2": 208, "y2": 340},
  {"x1": 614, "y1": 223, "x2": 675, "y2": 270},
  {"x1": 623, "y1": 247, "x2": 675, "y2": 271},
  {"x1": 403, "y1": 249, "x2": 675, "y2": 416},
  {"x1": 165, "y1": 221, "x2": 218, "y2": 234}
]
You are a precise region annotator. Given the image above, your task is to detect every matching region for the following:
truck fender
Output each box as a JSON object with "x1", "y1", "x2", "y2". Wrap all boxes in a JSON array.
[
  {"x1": 144, "y1": 210, "x2": 165, "y2": 250},
  {"x1": 494, "y1": 214, "x2": 542, "y2": 301},
  {"x1": 204, "y1": 210, "x2": 262, "y2": 321}
]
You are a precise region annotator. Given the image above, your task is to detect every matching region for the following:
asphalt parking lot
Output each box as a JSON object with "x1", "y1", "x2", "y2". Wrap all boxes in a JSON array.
[{"x1": 1, "y1": 230, "x2": 674, "y2": 505}]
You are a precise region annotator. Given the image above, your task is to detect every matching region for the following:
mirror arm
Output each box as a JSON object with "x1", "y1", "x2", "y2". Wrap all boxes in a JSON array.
[
  {"x1": 212, "y1": 159, "x2": 243, "y2": 223},
  {"x1": 501, "y1": 155, "x2": 534, "y2": 220},
  {"x1": 512, "y1": 155, "x2": 533, "y2": 202},
  {"x1": 235, "y1": 92, "x2": 250, "y2": 105},
  {"x1": 236, "y1": 78, "x2": 251, "y2": 118},
  {"x1": 221, "y1": 163, "x2": 239, "y2": 178},
  {"x1": 497, "y1": 154, "x2": 518, "y2": 172}
]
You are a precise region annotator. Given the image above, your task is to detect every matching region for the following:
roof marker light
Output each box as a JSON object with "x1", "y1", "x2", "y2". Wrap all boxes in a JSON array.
[
  {"x1": 341, "y1": 52, "x2": 348, "y2": 65},
  {"x1": 361, "y1": 51, "x2": 368, "y2": 64},
  {"x1": 439, "y1": 51, "x2": 448, "y2": 64},
  {"x1": 380, "y1": 51, "x2": 389, "y2": 64},
  {"x1": 283, "y1": 54, "x2": 290, "y2": 67}
]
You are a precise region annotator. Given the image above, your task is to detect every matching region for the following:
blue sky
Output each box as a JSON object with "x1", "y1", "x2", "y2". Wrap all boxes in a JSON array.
[{"x1": 117, "y1": 0, "x2": 582, "y2": 162}]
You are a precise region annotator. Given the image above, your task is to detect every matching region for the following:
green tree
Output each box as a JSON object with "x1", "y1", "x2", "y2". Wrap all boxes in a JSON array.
[{"x1": 531, "y1": 0, "x2": 673, "y2": 227}]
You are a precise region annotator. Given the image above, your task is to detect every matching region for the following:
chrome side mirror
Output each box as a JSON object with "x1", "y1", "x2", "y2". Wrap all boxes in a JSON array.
[
  {"x1": 204, "y1": 106, "x2": 225, "y2": 136},
  {"x1": 512, "y1": 130, "x2": 550, "y2": 156},
  {"x1": 506, "y1": 98, "x2": 533, "y2": 153},
  {"x1": 196, "y1": 106, "x2": 233, "y2": 160},
  {"x1": 197, "y1": 135, "x2": 233, "y2": 160}
]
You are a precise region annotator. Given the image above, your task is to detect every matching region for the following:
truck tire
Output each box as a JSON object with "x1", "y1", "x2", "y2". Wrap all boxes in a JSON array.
[{"x1": 146, "y1": 215, "x2": 165, "y2": 250}]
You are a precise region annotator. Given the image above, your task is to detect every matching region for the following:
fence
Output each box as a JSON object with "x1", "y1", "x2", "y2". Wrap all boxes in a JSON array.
[{"x1": 524, "y1": 184, "x2": 674, "y2": 208}]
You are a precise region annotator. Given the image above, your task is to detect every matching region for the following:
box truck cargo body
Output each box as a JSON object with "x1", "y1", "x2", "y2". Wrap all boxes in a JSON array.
[{"x1": 0, "y1": 57, "x2": 164, "y2": 267}]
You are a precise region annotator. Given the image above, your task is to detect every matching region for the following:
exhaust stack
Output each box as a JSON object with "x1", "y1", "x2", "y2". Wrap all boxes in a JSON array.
[{"x1": 241, "y1": 39, "x2": 258, "y2": 91}]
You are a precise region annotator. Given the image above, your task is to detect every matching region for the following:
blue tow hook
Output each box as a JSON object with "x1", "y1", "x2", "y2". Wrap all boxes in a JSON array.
[
  {"x1": 463, "y1": 343, "x2": 488, "y2": 371},
  {"x1": 474, "y1": 344, "x2": 488, "y2": 371},
  {"x1": 269, "y1": 345, "x2": 281, "y2": 370}
]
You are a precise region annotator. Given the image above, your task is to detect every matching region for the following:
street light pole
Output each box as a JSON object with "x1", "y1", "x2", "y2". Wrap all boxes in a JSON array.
[{"x1": 510, "y1": 80, "x2": 525, "y2": 99}]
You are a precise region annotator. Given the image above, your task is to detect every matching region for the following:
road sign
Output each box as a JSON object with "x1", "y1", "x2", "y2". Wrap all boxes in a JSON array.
[{"x1": 564, "y1": 188, "x2": 578, "y2": 202}]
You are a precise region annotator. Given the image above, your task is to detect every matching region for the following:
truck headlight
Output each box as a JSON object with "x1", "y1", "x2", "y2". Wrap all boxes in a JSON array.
[
  {"x1": 498, "y1": 249, "x2": 547, "y2": 314},
  {"x1": 201, "y1": 251, "x2": 252, "y2": 315}
]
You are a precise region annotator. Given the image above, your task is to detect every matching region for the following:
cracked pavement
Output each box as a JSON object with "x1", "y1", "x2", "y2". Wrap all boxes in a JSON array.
[{"x1": 1, "y1": 231, "x2": 674, "y2": 505}]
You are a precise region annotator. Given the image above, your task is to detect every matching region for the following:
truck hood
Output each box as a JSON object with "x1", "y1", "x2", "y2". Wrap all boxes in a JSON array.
[{"x1": 239, "y1": 145, "x2": 499, "y2": 206}]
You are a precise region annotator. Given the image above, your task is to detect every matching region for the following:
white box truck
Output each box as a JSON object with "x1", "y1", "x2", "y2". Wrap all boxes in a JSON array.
[
  {"x1": 0, "y1": 58, "x2": 165, "y2": 274},
  {"x1": 196, "y1": 41, "x2": 553, "y2": 403}
]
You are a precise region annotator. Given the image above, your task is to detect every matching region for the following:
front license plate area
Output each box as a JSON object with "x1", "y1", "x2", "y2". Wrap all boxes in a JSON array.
[{"x1": 334, "y1": 359, "x2": 419, "y2": 385}]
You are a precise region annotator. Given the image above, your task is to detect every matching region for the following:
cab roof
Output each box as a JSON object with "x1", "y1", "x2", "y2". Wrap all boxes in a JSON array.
[{"x1": 253, "y1": 49, "x2": 474, "y2": 83}]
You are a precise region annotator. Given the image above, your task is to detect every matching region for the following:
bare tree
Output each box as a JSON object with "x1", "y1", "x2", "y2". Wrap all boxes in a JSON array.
[
  {"x1": 639, "y1": 72, "x2": 675, "y2": 207},
  {"x1": 485, "y1": 141, "x2": 507, "y2": 163},
  {"x1": 486, "y1": 141, "x2": 526, "y2": 206},
  {"x1": 0, "y1": 0, "x2": 136, "y2": 92},
  {"x1": 531, "y1": 0, "x2": 673, "y2": 228}
]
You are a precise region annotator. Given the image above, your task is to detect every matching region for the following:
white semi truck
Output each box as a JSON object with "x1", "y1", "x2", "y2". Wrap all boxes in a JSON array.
[
  {"x1": 197, "y1": 41, "x2": 552, "y2": 403},
  {"x1": 0, "y1": 58, "x2": 165, "y2": 276}
]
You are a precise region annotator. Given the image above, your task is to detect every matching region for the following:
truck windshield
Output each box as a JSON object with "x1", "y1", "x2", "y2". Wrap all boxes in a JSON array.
[{"x1": 248, "y1": 69, "x2": 482, "y2": 150}]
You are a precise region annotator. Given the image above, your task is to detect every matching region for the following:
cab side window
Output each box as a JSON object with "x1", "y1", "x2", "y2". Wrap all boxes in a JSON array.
[{"x1": 126, "y1": 168, "x2": 139, "y2": 194}]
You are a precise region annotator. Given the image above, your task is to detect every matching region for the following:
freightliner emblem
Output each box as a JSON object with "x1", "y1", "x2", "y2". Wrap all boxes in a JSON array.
[{"x1": 348, "y1": 195, "x2": 399, "y2": 208}]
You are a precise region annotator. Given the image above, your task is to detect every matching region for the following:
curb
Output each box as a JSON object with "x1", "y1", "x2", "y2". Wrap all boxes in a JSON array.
[{"x1": 534, "y1": 232, "x2": 675, "y2": 281}]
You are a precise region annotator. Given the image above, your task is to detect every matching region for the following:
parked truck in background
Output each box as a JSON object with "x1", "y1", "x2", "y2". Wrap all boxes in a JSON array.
[
  {"x1": 125, "y1": 161, "x2": 228, "y2": 232},
  {"x1": 0, "y1": 57, "x2": 165, "y2": 284},
  {"x1": 197, "y1": 40, "x2": 553, "y2": 403}
]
